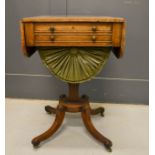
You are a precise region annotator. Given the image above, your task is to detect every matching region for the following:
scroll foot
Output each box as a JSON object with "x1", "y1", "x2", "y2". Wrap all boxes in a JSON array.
[
  {"x1": 45, "y1": 105, "x2": 56, "y2": 114},
  {"x1": 90, "y1": 107, "x2": 105, "y2": 117},
  {"x1": 32, "y1": 105, "x2": 65, "y2": 147},
  {"x1": 81, "y1": 107, "x2": 112, "y2": 151},
  {"x1": 32, "y1": 139, "x2": 40, "y2": 147}
]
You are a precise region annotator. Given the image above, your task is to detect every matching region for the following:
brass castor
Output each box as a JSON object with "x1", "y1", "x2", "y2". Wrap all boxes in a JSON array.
[
  {"x1": 45, "y1": 105, "x2": 56, "y2": 114},
  {"x1": 32, "y1": 139, "x2": 40, "y2": 147},
  {"x1": 104, "y1": 140, "x2": 112, "y2": 152},
  {"x1": 90, "y1": 107, "x2": 105, "y2": 117}
]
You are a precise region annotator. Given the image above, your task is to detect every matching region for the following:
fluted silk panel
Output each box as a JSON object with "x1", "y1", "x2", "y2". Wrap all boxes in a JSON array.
[{"x1": 39, "y1": 47, "x2": 111, "y2": 83}]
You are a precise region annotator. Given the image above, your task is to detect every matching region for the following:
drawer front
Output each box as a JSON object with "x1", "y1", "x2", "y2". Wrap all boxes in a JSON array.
[
  {"x1": 34, "y1": 22, "x2": 112, "y2": 32},
  {"x1": 35, "y1": 33, "x2": 112, "y2": 42},
  {"x1": 33, "y1": 22, "x2": 113, "y2": 46}
]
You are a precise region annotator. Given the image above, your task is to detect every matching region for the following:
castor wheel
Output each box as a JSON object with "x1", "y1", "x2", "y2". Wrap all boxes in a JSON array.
[
  {"x1": 100, "y1": 108, "x2": 104, "y2": 117},
  {"x1": 90, "y1": 107, "x2": 105, "y2": 117},
  {"x1": 104, "y1": 141, "x2": 112, "y2": 152},
  {"x1": 45, "y1": 105, "x2": 56, "y2": 114},
  {"x1": 45, "y1": 105, "x2": 53, "y2": 114},
  {"x1": 105, "y1": 145, "x2": 112, "y2": 152},
  {"x1": 99, "y1": 111, "x2": 104, "y2": 117},
  {"x1": 32, "y1": 139, "x2": 40, "y2": 147}
]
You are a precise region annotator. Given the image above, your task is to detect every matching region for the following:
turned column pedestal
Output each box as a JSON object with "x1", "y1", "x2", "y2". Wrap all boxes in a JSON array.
[{"x1": 31, "y1": 83, "x2": 112, "y2": 152}]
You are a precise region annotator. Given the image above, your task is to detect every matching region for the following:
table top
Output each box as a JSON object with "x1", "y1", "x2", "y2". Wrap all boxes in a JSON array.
[
  {"x1": 21, "y1": 16, "x2": 126, "y2": 23},
  {"x1": 20, "y1": 16, "x2": 126, "y2": 58}
]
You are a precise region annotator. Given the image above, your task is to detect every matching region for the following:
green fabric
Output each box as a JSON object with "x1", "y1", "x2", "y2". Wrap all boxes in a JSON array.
[{"x1": 38, "y1": 47, "x2": 111, "y2": 83}]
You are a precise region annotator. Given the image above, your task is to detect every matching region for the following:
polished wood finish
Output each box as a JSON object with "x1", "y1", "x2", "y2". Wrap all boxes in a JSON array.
[
  {"x1": 32, "y1": 104, "x2": 65, "y2": 147},
  {"x1": 21, "y1": 16, "x2": 125, "y2": 22},
  {"x1": 25, "y1": 23, "x2": 34, "y2": 46},
  {"x1": 32, "y1": 84, "x2": 112, "y2": 151},
  {"x1": 68, "y1": 83, "x2": 79, "y2": 101},
  {"x1": 34, "y1": 22, "x2": 112, "y2": 32},
  {"x1": 81, "y1": 107, "x2": 112, "y2": 152},
  {"x1": 20, "y1": 16, "x2": 126, "y2": 58},
  {"x1": 20, "y1": 17, "x2": 126, "y2": 152}
]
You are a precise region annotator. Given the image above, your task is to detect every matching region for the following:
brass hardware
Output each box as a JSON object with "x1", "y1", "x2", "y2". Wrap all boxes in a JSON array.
[
  {"x1": 92, "y1": 26, "x2": 97, "y2": 31},
  {"x1": 50, "y1": 26, "x2": 55, "y2": 32},
  {"x1": 50, "y1": 36, "x2": 55, "y2": 41},
  {"x1": 92, "y1": 35, "x2": 96, "y2": 41}
]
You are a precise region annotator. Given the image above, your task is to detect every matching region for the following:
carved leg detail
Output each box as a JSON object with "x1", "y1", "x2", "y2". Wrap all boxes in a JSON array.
[
  {"x1": 90, "y1": 107, "x2": 105, "y2": 117},
  {"x1": 32, "y1": 106, "x2": 65, "y2": 147},
  {"x1": 45, "y1": 105, "x2": 57, "y2": 114},
  {"x1": 81, "y1": 108, "x2": 112, "y2": 152}
]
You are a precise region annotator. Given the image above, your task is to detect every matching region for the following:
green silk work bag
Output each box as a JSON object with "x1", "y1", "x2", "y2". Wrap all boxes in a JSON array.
[{"x1": 38, "y1": 47, "x2": 111, "y2": 83}]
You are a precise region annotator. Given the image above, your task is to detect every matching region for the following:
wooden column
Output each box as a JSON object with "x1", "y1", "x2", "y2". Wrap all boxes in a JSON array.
[{"x1": 68, "y1": 83, "x2": 79, "y2": 101}]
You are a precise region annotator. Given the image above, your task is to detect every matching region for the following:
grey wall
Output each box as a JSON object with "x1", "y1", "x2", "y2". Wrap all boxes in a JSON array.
[{"x1": 6, "y1": 0, "x2": 149, "y2": 104}]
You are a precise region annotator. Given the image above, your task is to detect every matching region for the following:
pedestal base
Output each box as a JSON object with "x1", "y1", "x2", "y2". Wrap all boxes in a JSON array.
[{"x1": 31, "y1": 94, "x2": 112, "y2": 152}]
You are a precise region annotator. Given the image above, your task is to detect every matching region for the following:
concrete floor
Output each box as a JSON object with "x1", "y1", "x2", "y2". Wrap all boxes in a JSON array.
[{"x1": 5, "y1": 98, "x2": 149, "y2": 155}]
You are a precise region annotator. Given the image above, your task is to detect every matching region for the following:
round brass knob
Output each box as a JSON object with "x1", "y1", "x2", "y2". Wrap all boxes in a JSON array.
[
  {"x1": 50, "y1": 26, "x2": 55, "y2": 32},
  {"x1": 50, "y1": 36, "x2": 55, "y2": 41},
  {"x1": 92, "y1": 35, "x2": 96, "y2": 42},
  {"x1": 92, "y1": 26, "x2": 97, "y2": 31}
]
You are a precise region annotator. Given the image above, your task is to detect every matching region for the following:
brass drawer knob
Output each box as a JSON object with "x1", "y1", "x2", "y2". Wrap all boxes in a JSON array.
[
  {"x1": 50, "y1": 36, "x2": 55, "y2": 41},
  {"x1": 50, "y1": 26, "x2": 55, "y2": 32},
  {"x1": 92, "y1": 26, "x2": 97, "y2": 31},
  {"x1": 92, "y1": 35, "x2": 96, "y2": 42}
]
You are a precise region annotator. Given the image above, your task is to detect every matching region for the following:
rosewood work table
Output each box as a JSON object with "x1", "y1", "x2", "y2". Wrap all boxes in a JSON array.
[{"x1": 20, "y1": 16, "x2": 126, "y2": 152}]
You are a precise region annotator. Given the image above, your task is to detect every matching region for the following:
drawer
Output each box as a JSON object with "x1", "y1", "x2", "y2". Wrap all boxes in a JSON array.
[
  {"x1": 33, "y1": 22, "x2": 113, "y2": 46},
  {"x1": 34, "y1": 22, "x2": 112, "y2": 33},
  {"x1": 34, "y1": 34, "x2": 112, "y2": 46},
  {"x1": 24, "y1": 22, "x2": 122, "y2": 47},
  {"x1": 35, "y1": 33, "x2": 112, "y2": 42},
  {"x1": 21, "y1": 17, "x2": 126, "y2": 57}
]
